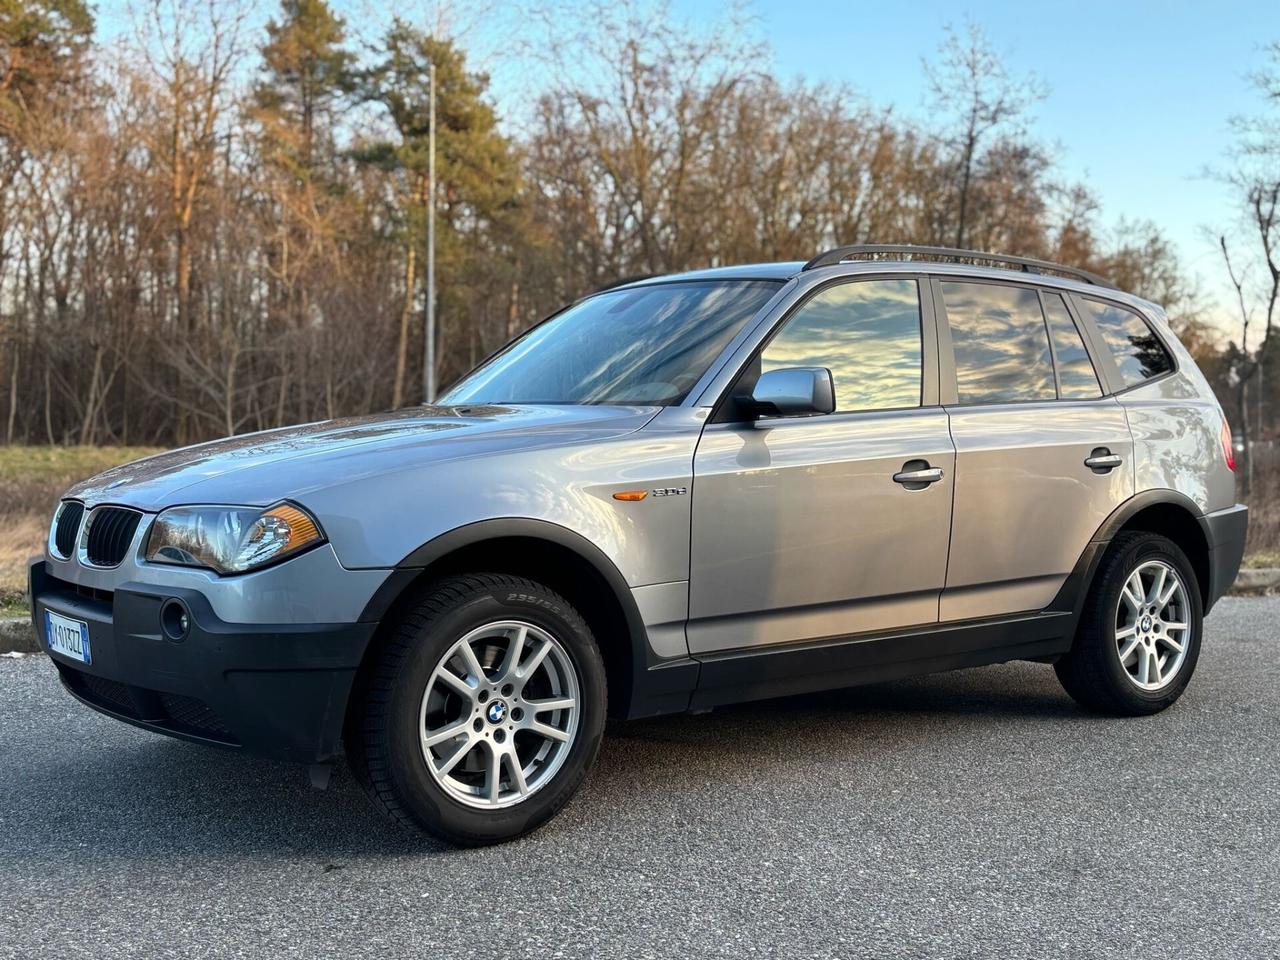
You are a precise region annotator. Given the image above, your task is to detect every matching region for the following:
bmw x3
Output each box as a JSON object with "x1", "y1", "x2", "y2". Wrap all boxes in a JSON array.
[{"x1": 31, "y1": 245, "x2": 1248, "y2": 845}]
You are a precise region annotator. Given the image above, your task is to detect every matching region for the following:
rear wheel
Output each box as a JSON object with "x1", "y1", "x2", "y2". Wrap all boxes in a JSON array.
[
  {"x1": 1055, "y1": 531, "x2": 1203, "y2": 715},
  {"x1": 349, "y1": 574, "x2": 606, "y2": 845}
]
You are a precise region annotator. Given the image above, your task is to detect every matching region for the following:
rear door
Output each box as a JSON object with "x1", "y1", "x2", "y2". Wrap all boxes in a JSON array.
[
  {"x1": 935, "y1": 279, "x2": 1134, "y2": 620},
  {"x1": 687, "y1": 276, "x2": 955, "y2": 653}
]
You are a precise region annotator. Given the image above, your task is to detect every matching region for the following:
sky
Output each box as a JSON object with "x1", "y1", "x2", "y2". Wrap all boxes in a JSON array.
[
  {"x1": 94, "y1": 0, "x2": 1279, "y2": 330},
  {"x1": 728, "y1": 0, "x2": 1278, "y2": 328}
]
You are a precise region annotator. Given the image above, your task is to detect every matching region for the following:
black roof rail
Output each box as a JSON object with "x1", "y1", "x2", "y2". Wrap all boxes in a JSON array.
[
  {"x1": 589, "y1": 274, "x2": 655, "y2": 295},
  {"x1": 801, "y1": 244, "x2": 1116, "y2": 289}
]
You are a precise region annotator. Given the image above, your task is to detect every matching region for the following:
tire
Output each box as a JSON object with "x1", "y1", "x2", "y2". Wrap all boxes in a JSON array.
[
  {"x1": 348, "y1": 573, "x2": 607, "y2": 846},
  {"x1": 1055, "y1": 531, "x2": 1203, "y2": 716}
]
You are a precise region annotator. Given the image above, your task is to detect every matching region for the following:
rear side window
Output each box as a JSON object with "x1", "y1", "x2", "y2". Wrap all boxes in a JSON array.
[
  {"x1": 1077, "y1": 297, "x2": 1174, "y2": 387},
  {"x1": 1041, "y1": 293, "x2": 1102, "y2": 399},
  {"x1": 941, "y1": 281, "x2": 1055, "y2": 404},
  {"x1": 761, "y1": 278, "x2": 922, "y2": 412}
]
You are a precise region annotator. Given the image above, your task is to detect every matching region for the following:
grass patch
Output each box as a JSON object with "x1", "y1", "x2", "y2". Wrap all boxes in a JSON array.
[
  {"x1": 1242, "y1": 551, "x2": 1280, "y2": 569},
  {"x1": 0, "y1": 512, "x2": 48, "y2": 605},
  {"x1": 0, "y1": 445, "x2": 163, "y2": 598},
  {"x1": 0, "y1": 444, "x2": 162, "y2": 479}
]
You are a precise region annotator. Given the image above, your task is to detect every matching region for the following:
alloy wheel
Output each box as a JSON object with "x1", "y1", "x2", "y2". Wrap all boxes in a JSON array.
[
  {"x1": 418, "y1": 620, "x2": 580, "y2": 809},
  {"x1": 1114, "y1": 560, "x2": 1192, "y2": 692}
]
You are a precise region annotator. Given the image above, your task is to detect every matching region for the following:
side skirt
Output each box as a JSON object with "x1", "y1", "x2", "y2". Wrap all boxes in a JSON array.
[{"x1": 687, "y1": 610, "x2": 1076, "y2": 710}]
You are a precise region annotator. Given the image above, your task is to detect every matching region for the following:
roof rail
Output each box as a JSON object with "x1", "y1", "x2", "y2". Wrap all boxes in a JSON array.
[
  {"x1": 801, "y1": 244, "x2": 1116, "y2": 289},
  {"x1": 590, "y1": 274, "x2": 655, "y2": 295}
]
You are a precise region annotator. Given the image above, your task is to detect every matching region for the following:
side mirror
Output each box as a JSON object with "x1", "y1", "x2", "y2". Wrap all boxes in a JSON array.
[{"x1": 747, "y1": 367, "x2": 836, "y2": 418}]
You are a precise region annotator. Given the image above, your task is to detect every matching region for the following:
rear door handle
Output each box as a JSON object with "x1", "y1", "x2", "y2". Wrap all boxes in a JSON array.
[
  {"x1": 1084, "y1": 449, "x2": 1123, "y2": 473},
  {"x1": 893, "y1": 464, "x2": 945, "y2": 488}
]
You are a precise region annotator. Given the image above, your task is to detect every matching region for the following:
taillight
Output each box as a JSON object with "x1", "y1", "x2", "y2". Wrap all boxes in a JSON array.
[{"x1": 1221, "y1": 419, "x2": 1236, "y2": 471}]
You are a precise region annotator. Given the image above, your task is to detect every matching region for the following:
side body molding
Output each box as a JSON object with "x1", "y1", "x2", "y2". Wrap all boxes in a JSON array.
[{"x1": 356, "y1": 492, "x2": 1233, "y2": 725}]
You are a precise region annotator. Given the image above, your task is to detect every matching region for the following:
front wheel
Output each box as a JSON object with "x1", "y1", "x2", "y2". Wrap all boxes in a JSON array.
[
  {"x1": 349, "y1": 574, "x2": 607, "y2": 845},
  {"x1": 1055, "y1": 531, "x2": 1203, "y2": 716}
]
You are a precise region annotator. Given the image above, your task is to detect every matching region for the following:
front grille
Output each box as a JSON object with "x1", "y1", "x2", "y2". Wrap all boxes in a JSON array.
[
  {"x1": 158, "y1": 693, "x2": 233, "y2": 738},
  {"x1": 52, "y1": 501, "x2": 84, "y2": 558},
  {"x1": 83, "y1": 507, "x2": 142, "y2": 567},
  {"x1": 80, "y1": 673, "x2": 134, "y2": 712},
  {"x1": 61, "y1": 668, "x2": 238, "y2": 744},
  {"x1": 70, "y1": 581, "x2": 114, "y2": 604},
  {"x1": 39, "y1": 570, "x2": 113, "y2": 608}
]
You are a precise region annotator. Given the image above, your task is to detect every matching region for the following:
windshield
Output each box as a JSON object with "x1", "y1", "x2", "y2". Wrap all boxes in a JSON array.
[{"x1": 442, "y1": 280, "x2": 782, "y2": 406}]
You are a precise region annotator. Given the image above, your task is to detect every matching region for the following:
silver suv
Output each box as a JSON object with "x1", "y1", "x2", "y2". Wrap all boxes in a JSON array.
[{"x1": 31, "y1": 245, "x2": 1248, "y2": 845}]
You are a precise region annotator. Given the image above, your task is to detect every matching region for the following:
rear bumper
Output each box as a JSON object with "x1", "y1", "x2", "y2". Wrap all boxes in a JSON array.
[
  {"x1": 29, "y1": 560, "x2": 376, "y2": 764},
  {"x1": 1201, "y1": 503, "x2": 1249, "y2": 611}
]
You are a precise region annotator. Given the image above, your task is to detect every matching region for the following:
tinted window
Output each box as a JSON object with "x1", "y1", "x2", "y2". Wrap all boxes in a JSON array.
[
  {"x1": 1078, "y1": 297, "x2": 1174, "y2": 387},
  {"x1": 942, "y1": 281, "x2": 1055, "y2": 404},
  {"x1": 761, "y1": 279, "x2": 922, "y2": 412},
  {"x1": 444, "y1": 280, "x2": 781, "y2": 405},
  {"x1": 1042, "y1": 293, "x2": 1102, "y2": 399}
]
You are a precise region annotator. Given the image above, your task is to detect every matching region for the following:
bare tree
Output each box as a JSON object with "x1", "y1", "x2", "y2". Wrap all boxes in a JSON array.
[
  {"x1": 1213, "y1": 42, "x2": 1280, "y2": 490},
  {"x1": 0, "y1": 3, "x2": 1204, "y2": 450},
  {"x1": 924, "y1": 22, "x2": 1047, "y2": 250}
]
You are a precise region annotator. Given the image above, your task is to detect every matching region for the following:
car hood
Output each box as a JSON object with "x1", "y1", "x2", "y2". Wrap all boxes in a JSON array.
[{"x1": 66, "y1": 404, "x2": 662, "y2": 511}]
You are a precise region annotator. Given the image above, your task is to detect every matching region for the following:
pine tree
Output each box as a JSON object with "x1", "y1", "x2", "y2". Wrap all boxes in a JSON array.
[
  {"x1": 249, "y1": 0, "x2": 356, "y2": 423},
  {"x1": 251, "y1": 0, "x2": 352, "y2": 182},
  {"x1": 356, "y1": 22, "x2": 525, "y2": 404},
  {"x1": 0, "y1": 0, "x2": 94, "y2": 139}
]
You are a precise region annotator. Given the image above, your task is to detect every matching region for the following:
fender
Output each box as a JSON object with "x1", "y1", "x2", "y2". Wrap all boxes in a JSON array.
[
  {"x1": 1090, "y1": 488, "x2": 1205, "y2": 545},
  {"x1": 1046, "y1": 489, "x2": 1209, "y2": 625},
  {"x1": 358, "y1": 517, "x2": 698, "y2": 719}
]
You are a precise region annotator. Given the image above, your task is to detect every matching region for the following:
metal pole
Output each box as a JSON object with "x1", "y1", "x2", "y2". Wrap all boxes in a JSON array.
[{"x1": 425, "y1": 61, "x2": 437, "y2": 404}]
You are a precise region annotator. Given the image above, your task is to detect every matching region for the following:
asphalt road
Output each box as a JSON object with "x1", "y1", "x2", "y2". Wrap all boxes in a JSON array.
[{"x1": 1, "y1": 599, "x2": 1277, "y2": 960}]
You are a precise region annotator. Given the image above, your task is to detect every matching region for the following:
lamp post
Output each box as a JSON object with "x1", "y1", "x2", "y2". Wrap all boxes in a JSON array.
[{"x1": 424, "y1": 61, "x2": 437, "y2": 404}]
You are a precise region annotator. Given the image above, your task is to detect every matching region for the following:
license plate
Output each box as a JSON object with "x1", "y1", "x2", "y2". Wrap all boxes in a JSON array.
[{"x1": 45, "y1": 610, "x2": 91, "y2": 664}]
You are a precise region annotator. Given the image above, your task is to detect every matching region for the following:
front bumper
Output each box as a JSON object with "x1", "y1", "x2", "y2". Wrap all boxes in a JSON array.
[
  {"x1": 30, "y1": 560, "x2": 377, "y2": 763},
  {"x1": 1201, "y1": 503, "x2": 1249, "y2": 611}
]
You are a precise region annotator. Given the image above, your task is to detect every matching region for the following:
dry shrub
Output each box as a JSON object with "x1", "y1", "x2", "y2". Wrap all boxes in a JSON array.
[
  {"x1": 1245, "y1": 445, "x2": 1280, "y2": 557},
  {"x1": 0, "y1": 446, "x2": 162, "y2": 602},
  {"x1": 0, "y1": 513, "x2": 50, "y2": 605}
]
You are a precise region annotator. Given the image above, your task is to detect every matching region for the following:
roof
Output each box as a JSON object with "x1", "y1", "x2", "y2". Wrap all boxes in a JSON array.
[
  {"x1": 622, "y1": 262, "x2": 805, "y2": 286},
  {"x1": 605, "y1": 246, "x2": 1155, "y2": 309}
]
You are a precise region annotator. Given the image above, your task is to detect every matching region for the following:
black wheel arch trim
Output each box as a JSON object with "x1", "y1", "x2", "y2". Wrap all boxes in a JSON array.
[
  {"x1": 359, "y1": 518, "x2": 697, "y2": 720},
  {"x1": 1089, "y1": 489, "x2": 1205, "y2": 545},
  {"x1": 1049, "y1": 489, "x2": 1237, "y2": 621}
]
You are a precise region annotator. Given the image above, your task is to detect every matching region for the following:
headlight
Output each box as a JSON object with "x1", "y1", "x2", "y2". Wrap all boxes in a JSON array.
[{"x1": 144, "y1": 503, "x2": 324, "y2": 575}]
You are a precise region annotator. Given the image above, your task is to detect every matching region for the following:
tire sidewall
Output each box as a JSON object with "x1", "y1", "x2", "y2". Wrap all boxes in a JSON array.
[
  {"x1": 1095, "y1": 536, "x2": 1204, "y2": 710},
  {"x1": 384, "y1": 580, "x2": 606, "y2": 844}
]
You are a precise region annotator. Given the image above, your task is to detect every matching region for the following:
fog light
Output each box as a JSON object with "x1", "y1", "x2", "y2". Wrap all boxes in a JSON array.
[{"x1": 160, "y1": 599, "x2": 190, "y2": 641}]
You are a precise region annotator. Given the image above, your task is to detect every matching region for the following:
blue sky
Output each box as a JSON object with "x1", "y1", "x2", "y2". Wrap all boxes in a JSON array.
[{"x1": 728, "y1": 0, "x2": 1278, "y2": 326}]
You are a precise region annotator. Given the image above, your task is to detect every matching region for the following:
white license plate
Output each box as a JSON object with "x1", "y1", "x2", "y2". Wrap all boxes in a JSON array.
[{"x1": 45, "y1": 610, "x2": 91, "y2": 664}]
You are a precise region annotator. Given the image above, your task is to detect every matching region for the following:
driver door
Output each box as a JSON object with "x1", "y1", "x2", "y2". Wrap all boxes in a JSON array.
[{"x1": 686, "y1": 277, "x2": 955, "y2": 654}]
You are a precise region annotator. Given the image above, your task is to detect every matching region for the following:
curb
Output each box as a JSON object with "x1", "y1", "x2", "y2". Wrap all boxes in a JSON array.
[
  {"x1": 1230, "y1": 567, "x2": 1280, "y2": 594},
  {"x1": 0, "y1": 617, "x2": 38, "y2": 655},
  {"x1": 3, "y1": 570, "x2": 1280, "y2": 656}
]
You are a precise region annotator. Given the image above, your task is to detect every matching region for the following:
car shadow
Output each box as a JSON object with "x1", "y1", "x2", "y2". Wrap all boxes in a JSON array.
[{"x1": 8, "y1": 661, "x2": 1082, "y2": 863}]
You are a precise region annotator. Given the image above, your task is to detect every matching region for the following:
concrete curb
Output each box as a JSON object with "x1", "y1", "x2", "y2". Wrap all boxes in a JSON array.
[
  {"x1": 1, "y1": 617, "x2": 38, "y2": 655},
  {"x1": 1230, "y1": 567, "x2": 1280, "y2": 594},
  {"x1": 4, "y1": 570, "x2": 1280, "y2": 655}
]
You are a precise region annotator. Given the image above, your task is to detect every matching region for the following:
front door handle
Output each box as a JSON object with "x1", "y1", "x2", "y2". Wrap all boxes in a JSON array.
[
  {"x1": 893, "y1": 461, "x2": 945, "y2": 489},
  {"x1": 1084, "y1": 449, "x2": 1123, "y2": 473}
]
